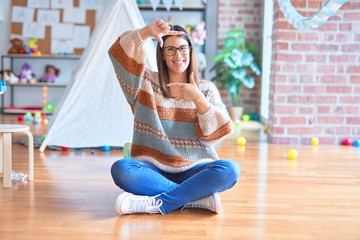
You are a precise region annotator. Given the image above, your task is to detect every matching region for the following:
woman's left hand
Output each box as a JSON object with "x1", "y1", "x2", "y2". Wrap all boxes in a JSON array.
[{"x1": 167, "y1": 72, "x2": 202, "y2": 102}]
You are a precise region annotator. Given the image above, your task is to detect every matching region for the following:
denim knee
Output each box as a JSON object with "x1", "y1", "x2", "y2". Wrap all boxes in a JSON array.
[
  {"x1": 215, "y1": 160, "x2": 241, "y2": 188},
  {"x1": 110, "y1": 158, "x2": 137, "y2": 189}
]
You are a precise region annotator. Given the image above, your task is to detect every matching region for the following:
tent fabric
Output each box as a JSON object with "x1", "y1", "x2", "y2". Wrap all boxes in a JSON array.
[{"x1": 40, "y1": 0, "x2": 157, "y2": 151}]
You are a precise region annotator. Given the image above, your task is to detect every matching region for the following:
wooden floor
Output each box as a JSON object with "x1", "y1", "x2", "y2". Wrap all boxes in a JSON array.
[{"x1": 1, "y1": 115, "x2": 360, "y2": 240}]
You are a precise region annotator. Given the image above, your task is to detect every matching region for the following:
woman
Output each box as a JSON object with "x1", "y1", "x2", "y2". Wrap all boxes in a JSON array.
[{"x1": 108, "y1": 19, "x2": 240, "y2": 215}]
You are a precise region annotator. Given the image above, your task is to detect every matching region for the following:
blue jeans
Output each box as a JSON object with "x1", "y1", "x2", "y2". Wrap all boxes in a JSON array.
[{"x1": 111, "y1": 158, "x2": 241, "y2": 214}]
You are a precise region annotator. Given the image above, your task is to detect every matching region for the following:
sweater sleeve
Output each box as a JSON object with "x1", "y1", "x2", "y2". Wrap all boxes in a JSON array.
[
  {"x1": 108, "y1": 29, "x2": 146, "y2": 107},
  {"x1": 195, "y1": 81, "x2": 233, "y2": 146}
]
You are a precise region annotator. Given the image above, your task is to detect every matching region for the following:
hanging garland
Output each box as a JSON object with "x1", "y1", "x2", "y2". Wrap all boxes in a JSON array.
[{"x1": 277, "y1": 0, "x2": 347, "y2": 30}]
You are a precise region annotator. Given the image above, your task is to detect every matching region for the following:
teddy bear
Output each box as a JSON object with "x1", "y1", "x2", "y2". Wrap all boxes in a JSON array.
[
  {"x1": 40, "y1": 65, "x2": 60, "y2": 83},
  {"x1": 8, "y1": 38, "x2": 26, "y2": 55}
]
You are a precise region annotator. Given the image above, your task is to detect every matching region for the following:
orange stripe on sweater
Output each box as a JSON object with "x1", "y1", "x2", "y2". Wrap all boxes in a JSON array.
[
  {"x1": 195, "y1": 121, "x2": 233, "y2": 141},
  {"x1": 131, "y1": 144, "x2": 192, "y2": 168},
  {"x1": 109, "y1": 37, "x2": 144, "y2": 76}
]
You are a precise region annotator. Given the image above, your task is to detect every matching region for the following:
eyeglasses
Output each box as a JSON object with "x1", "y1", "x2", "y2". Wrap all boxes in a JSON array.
[{"x1": 162, "y1": 45, "x2": 191, "y2": 56}]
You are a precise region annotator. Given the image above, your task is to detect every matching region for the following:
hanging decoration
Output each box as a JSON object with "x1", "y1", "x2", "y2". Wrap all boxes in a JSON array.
[
  {"x1": 163, "y1": 0, "x2": 172, "y2": 11},
  {"x1": 277, "y1": 0, "x2": 347, "y2": 30},
  {"x1": 174, "y1": 0, "x2": 184, "y2": 10},
  {"x1": 149, "y1": 0, "x2": 160, "y2": 11}
]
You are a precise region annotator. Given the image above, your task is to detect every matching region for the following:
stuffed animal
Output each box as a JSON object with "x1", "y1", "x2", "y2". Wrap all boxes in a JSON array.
[
  {"x1": 41, "y1": 65, "x2": 60, "y2": 83},
  {"x1": 19, "y1": 63, "x2": 36, "y2": 84},
  {"x1": 8, "y1": 38, "x2": 26, "y2": 55},
  {"x1": 0, "y1": 69, "x2": 19, "y2": 83}
]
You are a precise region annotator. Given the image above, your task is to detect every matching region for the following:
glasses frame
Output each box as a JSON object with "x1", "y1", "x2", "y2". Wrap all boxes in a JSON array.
[{"x1": 161, "y1": 45, "x2": 192, "y2": 56}]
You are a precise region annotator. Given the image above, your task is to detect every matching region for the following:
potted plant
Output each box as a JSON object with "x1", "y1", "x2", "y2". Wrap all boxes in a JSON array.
[{"x1": 210, "y1": 29, "x2": 261, "y2": 120}]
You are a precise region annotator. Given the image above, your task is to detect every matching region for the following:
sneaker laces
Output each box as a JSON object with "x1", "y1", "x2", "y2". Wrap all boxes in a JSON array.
[{"x1": 129, "y1": 196, "x2": 164, "y2": 214}]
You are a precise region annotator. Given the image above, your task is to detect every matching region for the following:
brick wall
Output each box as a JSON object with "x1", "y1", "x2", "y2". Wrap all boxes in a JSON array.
[
  {"x1": 217, "y1": 0, "x2": 264, "y2": 113},
  {"x1": 268, "y1": 0, "x2": 360, "y2": 145}
]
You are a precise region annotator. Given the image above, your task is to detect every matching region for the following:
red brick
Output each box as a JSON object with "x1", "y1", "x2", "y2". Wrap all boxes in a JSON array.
[
  {"x1": 348, "y1": 65, "x2": 360, "y2": 73},
  {"x1": 339, "y1": 23, "x2": 352, "y2": 31},
  {"x1": 347, "y1": 117, "x2": 360, "y2": 125},
  {"x1": 351, "y1": 76, "x2": 360, "y2": 84},
  {"x1": 316, "y1": 65, "x2": 335, "y2": 73},
  {"x1": 274, "y1": 85, "x2": 301, "y2": 93},
  {"x1": 342, "y1": 44, "x2": 360, "y2": 52},
  {"x1": 274, "y1": 106, "x2": 297, "y2": 114},
  {"x1": 292, "y1": 43, "x2": 317, "y2": 51},
  {"x1": 344, "y1": 12, "x2": 360, "y2": 21},
  {"x1": 340, "y1": 96, "x2": 360, "y2": 105},
  {"x1": 326, "y1": 86, "x2": 352, "y2": 93},
  {"x1": 273, "y1": 127, "x2": 285, "y2": 134},
  {"x1": 280, "y1": 117, "x2": 307, "y2": 125},
  {"x1": 282, "y1": 64, "x2": 295, "y2": 72},
  {"x1": 303, "y1": 86, "x2": 325, "y2": 93},
  {"x1": 318, "y1": 117, "x2": 344, "y2": 124},
  {"x1": 273, "y1": 42, "x2": 289, "y2": 51},
  {"x1": 317, "y1": 106, "x2": 330, "y2": 114},
  {"x1": 314, "y1": 96, "x2": 337, "y2": 104},
  {"x1": 274, "y1": 53, "x2": 303, "y2": 62}
]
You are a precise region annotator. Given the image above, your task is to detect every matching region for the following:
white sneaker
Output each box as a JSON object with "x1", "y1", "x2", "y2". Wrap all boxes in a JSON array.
[
  {"x1": 115, "y1": 192, "x2": 163, "y2": 216},
  {"x1": 184, "y1": 192, "x2": 222, "y2": 213}
]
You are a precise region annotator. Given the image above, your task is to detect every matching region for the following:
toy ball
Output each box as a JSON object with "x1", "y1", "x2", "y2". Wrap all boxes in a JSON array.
[
  {"x1": 237, "y1": 137, "x2": 247, "y2": 145},
  {"x1": 353, "y1": 139, "x2": 360, "y2": 148},
  {"x1": 101, "y1": 146, "x2": 111, "y2": 152},
  {"x1": 17, "y1": 115, "x2": 25, "y2": 121},
  {"x1": 342, "y1": 138, "x2": 353, "y2": 146},
  {"x1": 60, "y1": 146, "x2": 68, "y2": 151},
  {"x1": 242, "y1": 114, "x2": 250, "y2": 121},
  {"x1": 288, "y1": 149, "x2": 298, "y2": 159},
  {"x1": 264, "y1": 125, "x2": 269, "y2": 133},
  {"x1": 311, "y1": 137, "x2": 319, "y2": 145},
  {"x1": 252, "y1": 114, "x2": 260, "y2": 121},
  {"x1": 43, "y1": 119, "x2": 49, "y2": 125}
]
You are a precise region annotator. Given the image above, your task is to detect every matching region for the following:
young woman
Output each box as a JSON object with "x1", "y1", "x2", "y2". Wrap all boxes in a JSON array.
[{"x1": 108, "y1": 19, "x2": 240, "y2": 215}]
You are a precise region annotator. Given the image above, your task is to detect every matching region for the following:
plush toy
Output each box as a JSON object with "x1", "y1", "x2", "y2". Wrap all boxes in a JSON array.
[
  {"x1": 8, "y1": 38, "x2": 26, "y2": 55},
  {"x1": 19, "y1": 63, "x2": 36, "y2": 84},
  {"x1": 41, "y1": 65, "x2": 60, "y2": 83},
  {"x1": 0, "y1": 69, "x2": 19, "y2": 83}
]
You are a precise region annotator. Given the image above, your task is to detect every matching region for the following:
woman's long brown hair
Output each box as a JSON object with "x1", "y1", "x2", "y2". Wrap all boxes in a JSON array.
[{"x1": 156, "y1": 25, "x2": 199, "y2": 98}]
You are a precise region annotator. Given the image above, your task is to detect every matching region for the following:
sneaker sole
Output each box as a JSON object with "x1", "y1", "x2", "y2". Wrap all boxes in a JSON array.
[
  {"x1": 115, "y1": 192, "x2": 132, "y2": 215},
  {"x1": 213, "y1": 192, "x2": 222, "y2": 213}
]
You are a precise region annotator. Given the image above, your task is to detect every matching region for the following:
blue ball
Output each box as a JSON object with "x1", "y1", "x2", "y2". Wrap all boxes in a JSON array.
[
  {"x1": 101, "y1": 146, "x2": 111, "y2": 152},
  {"x1": 353, "y1": 139, "x2": 360, "y2": 148}
]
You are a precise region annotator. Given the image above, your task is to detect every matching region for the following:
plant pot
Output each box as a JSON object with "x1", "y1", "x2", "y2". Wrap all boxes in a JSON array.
[{"x1": 228, "y1": 106, "x2": 243, "y2": 121}]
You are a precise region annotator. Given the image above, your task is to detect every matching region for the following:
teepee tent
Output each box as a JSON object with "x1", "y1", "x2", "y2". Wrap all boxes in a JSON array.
[{"x1": 39, "y1": 0, "x2": 157, "y2": 152}]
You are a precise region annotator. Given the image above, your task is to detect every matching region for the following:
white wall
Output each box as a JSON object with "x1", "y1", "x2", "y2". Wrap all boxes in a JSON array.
[{"x1": 0, "y1": 0, "x2": 11, "y2": 56}]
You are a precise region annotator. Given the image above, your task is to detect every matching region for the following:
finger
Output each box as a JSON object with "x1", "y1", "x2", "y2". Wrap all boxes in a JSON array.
[
  {"x1": 168, "y1": 30, "x2": 184, "y2": 36},
  {"x1": 167, "y1": 83, "x2": 184, "y2": 87},
  {"x1": 156, "y1": 37, "x2": 164, "y2": 48}
]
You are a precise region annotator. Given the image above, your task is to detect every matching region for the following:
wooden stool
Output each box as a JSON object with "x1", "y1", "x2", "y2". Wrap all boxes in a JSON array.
[{"x1": 0, "y1": 124, "x2": 34, "y2": 188}]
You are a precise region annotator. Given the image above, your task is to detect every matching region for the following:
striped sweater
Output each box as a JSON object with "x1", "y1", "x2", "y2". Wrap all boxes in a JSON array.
[{"x1": 108, "y1": 29, "x2": 233, "y2": 173}]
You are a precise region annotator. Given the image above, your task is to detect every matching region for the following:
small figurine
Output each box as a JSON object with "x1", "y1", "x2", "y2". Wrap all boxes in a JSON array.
[
  {"x1": 0, "y1": 81, "x2": 7, "y2": 95},
  {"x1": 41, "y1": 65, "x2": 60, "y2": 83},
  {"x1": 8, "y1": 38, "x2": 26, "y2": 55},
  {"x1": 1, "y1": 69, "x2": 19, "y2": 83},
  {"x1": 19, "y1": 63, "x2": 36, "y2": 84},
  {"x1": 27, "y1": 38, "x2": 41, "y2": 56}
]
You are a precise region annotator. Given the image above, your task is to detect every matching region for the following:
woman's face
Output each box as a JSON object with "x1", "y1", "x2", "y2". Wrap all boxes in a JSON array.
[{"x1": 162, "y1": 36, "x2": 190, "y2": 75}]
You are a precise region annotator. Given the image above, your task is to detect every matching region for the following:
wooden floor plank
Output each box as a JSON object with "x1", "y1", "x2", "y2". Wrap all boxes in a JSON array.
[{"x1": 1, "y1": 114, "x2": 360, "y2": 239}]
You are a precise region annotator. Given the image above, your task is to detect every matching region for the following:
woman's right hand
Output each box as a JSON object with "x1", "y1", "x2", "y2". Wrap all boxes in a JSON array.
[{"x1": 139, "y1": 19, "x2": 183, "y2": 47}]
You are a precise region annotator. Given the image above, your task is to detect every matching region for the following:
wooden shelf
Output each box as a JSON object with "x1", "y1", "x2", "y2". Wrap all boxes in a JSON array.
[
  {"x1": 7, "y1": 83, "x2": 67, "y2": 88},
  {"x1": 138, "y1": 4, "x2": 205, "y2": 11},
  {"x1": 3, "y1": 54, "x2": 80, "y2": 60}
]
